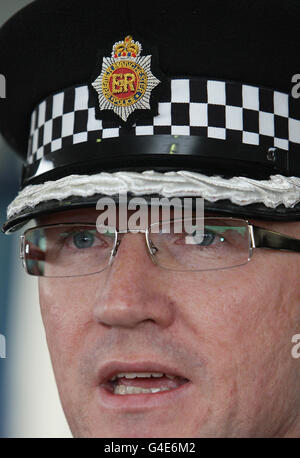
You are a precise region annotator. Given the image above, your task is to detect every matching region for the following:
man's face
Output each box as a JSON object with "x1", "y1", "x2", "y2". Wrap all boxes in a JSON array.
[{"x1": 37, "y1": 207, "x2": 300, "y2": 437}]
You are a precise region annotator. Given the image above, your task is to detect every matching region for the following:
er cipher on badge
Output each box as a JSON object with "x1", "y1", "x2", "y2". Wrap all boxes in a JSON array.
[{"x1": 92, "y1": 35, "x2": 161, "y2": 123}]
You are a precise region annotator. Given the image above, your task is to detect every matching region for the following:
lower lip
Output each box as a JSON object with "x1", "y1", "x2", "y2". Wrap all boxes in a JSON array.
[{"x1": 97, "y1": 381, "x2": 193, "y2": 412}]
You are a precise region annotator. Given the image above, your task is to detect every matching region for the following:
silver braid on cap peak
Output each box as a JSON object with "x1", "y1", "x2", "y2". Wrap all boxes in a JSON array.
[{"x1": 7, "y1": 170, "x2": 300, "y2": 219}]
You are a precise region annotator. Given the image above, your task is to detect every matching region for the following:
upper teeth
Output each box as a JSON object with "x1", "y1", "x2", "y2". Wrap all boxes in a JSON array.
[{"x1": 109, "y1": 372, "x2": 175, "y2": 381}]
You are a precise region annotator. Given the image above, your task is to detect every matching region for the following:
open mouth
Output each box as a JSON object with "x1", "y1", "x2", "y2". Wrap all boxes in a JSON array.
[{"x1": 101, "y1": 371, "x2": 190, "y2": 395}]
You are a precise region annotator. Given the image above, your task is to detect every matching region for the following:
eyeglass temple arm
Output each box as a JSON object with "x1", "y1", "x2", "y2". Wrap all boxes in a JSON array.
[{"x1": 252, "y1": 225, "x2": 300, "y2": 252}]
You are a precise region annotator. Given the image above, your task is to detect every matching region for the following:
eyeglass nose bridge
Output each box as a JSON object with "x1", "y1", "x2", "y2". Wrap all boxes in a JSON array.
[{"x1": 109, "y1": 228, "x2": 158, "y2": 264}]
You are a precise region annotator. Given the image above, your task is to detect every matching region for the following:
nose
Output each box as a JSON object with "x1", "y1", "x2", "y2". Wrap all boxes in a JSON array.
[{"x1": 93, "y1": 233, "x2": 175, "y2": 329}]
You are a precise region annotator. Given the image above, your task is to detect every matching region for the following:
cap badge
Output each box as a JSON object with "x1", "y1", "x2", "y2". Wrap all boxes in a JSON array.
[{"x1": 92, "y1": 35, "x2": 161, "y2": 123}]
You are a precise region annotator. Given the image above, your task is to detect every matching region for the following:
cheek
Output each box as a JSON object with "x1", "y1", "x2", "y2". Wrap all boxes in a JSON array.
[
  {"x1": 170, "y1": 252, "x2": 300, "y2": 365},
  {"x1": 38, "y1": 276, "x2": 104, "y2": 368}
]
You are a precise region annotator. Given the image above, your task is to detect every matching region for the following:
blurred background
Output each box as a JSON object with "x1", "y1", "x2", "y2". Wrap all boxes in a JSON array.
[{"x1": 0, "y1": 0, "x2": 71, "y2": 437}]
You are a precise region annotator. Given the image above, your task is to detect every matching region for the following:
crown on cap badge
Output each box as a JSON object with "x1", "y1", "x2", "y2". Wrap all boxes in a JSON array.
[
  {"x1": 112, "y1": 35, "x2": 141, "y2": 60},
  {"x1": 92, "y1": 35, "x2": 161, "y2": 123}
]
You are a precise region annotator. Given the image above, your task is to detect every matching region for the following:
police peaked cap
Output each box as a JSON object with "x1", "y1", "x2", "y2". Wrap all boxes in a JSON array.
[{"x1": 1, "y1": 0, "x2": 300, "y2": 232}]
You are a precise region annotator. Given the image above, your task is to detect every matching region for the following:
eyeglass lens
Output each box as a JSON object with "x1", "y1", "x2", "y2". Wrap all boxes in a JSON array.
[{"x1": 23, "y1": 218, "x2": 251, "y2": 277}]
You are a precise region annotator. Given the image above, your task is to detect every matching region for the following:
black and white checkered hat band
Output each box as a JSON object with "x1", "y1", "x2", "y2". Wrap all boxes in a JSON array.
[{"x1": 27, "y1": 78, "x2": 300, "y2": 164}]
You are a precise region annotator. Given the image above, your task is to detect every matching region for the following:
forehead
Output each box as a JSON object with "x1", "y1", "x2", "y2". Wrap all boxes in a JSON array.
[
  {"x1": 37, "y1": 206, "x2": 232, "y2": 223},
  {"x1": 35, "y1": 206, "x2": 300, "y2": 238},
  {"x1": 37, "y1": 206, "x2": 200, "y2": 229}
]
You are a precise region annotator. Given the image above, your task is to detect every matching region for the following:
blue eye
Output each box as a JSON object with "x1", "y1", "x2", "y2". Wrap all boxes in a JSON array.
[
  {"x1": 73, "y1": 231, "x2": 95, "y2": 249},
  {"x1": 197, "y1": 230, "x2": 216, "y2": 246},
  {"x1": 191, "y1": 230, "x2": 224, "y2": 246}
]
